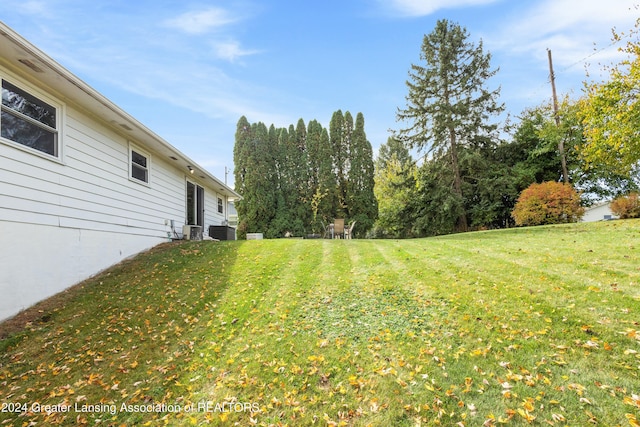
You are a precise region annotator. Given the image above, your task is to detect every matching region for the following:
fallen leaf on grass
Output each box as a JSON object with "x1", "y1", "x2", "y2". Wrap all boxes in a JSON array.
[
  {"x1": 517, "y1": 408, "x2": 535, "y2": 423},
  {"x1": 627, "y1": 413, "x2": 640, "y2": 427},
  {"x1": 624, "y1": 394, "x2": 640, "y2": 408}
]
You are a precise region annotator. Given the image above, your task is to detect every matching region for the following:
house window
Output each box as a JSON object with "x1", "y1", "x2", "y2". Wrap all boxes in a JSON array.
[
  {"x1": 218, "y1": 197, "x2": 223, "y2": 214},
  {"x1": 1, "y1": 79, "x2": 58, "y2": 157},
  {"x1": 130, "y1": 147, "x2": 149, "y2": 184}
]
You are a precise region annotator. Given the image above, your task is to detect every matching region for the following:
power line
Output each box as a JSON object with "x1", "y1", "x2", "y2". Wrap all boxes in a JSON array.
[
  {"x1": 554, "y1": 28, "x2": 639, "y2": 81},
  {"x1": 556, "y1": 36, "x2": 625, "y2": 76},
  {"x1": 521, "y1": 31, "x2": 633, "y2": 108}
]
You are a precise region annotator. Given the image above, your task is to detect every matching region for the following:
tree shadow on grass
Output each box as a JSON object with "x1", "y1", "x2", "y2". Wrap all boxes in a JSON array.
[{"x1": 0, "y1": 239, "x2": 244, "y2": 425}]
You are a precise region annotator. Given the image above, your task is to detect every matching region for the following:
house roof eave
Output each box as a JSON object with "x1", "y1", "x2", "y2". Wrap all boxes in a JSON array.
[{"x1": 0, "y1": 21, "x2": 240, "y2": 199}]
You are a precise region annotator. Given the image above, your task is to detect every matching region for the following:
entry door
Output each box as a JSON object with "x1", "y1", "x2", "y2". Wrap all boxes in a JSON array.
[{"x1": 186, "y1": 181, "x2": 204, "y2": 227}]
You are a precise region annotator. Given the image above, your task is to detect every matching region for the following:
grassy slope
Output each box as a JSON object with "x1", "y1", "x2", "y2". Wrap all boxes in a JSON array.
[{"x1": 1, "y1": 220, "x2": 639, "y2": 426}]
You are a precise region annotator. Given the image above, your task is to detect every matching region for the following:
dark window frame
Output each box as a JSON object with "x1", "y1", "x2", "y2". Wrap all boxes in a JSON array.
[
  {"x1": 186, "y1": 181, "x2": 204, "y2": 227},
  {"x1": 1, "y1": 79, "x2": 59, "y2": 158},
  {"x1": 129, "y1": 144, "x2": 151, "y2": 185}
]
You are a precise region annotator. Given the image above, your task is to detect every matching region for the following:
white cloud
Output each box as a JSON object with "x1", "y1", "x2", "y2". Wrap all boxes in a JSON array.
[
  {"x1": 162, "y1": 7, "x2": 259, "y2": 63},
  {"x1": 212, "y1": 39, "x2": 261, "y2": 62},
  {"x1": 386, "y1": 0, "x2": 500, "y2": 16},
  {"x1": 480, "y1": 0, "x2": 638, "y2": 113},
  {"x1": 490, "y1": 0, "x2": 637, "y2": 67},
  {"x1": 164, "y1": 7, "x2": 238, "y2": 34},
  {"x1": 523, "y1": 0, "x2": 633, "y2": 36},
  {"x1": 26, "y1": 2, "x2": 282, "y2": 130}
]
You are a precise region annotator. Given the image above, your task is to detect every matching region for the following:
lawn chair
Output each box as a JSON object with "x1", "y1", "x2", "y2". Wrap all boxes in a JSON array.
[
  {"x1": 321, "y1": 220, "x2": 331, "y2": 239},
  {"x1": 333, "y1": 219, "x2": 345, "y2": 239},
  {"x1": 345, "y1": 220, "x2": 356, "y2": 239}
]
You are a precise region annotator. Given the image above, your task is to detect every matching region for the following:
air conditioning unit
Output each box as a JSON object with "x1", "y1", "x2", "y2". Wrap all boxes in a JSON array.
[{"x1": 182, "y1": 225, "x2": 202, "y2": 241}]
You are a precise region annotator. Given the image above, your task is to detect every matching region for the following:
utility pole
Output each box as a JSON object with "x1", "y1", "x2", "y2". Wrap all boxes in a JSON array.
[{"x1": 547, "y1": 49, "x2": 569, "y2": 184}]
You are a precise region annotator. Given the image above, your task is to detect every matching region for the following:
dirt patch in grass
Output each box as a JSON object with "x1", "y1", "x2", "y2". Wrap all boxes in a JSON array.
[{"x1": 0, "y1": 283, "x2": 87, "y2": 341}]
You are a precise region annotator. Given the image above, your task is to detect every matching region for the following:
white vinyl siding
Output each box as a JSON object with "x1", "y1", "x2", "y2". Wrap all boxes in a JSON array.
[
  {"x1": 0, "y1": 105, "x2": 184, "y2": 238},
  {"x1": 0, "y1": 62, "x2": 226, "y2": 320},
  {"x1": 205, "y1": 190, "x2": 226, "y2": 233},
  {"x1": 0, "y1": 96, "x2": 189, "y2": 319},
  {"x1": 0, "y1": 85, "x2": 229, "y2": 241}
]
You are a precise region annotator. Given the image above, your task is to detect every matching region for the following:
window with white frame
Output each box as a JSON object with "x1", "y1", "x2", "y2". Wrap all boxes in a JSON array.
[
  {"x1": 218, "y1": 197, "x2": 223, "y2": 214},
  {"x1": 1, "y1": 79, "x2": 59, "y2": 157},
  {"x1": 130, "y1": 146, "x2": 150, "y2": 184}
]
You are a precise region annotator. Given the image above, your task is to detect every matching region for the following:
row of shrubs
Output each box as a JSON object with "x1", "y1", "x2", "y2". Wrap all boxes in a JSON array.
[
  {"x1": 610, "y1": 192, "x2": 640, "y2": 219},
  {"x1": 511, "y1": 181, "x2": 640, "y2": 226}
]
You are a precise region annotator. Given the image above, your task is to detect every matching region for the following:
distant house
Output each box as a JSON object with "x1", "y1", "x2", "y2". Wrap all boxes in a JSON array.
[
  {"x1": 582, "y1": 202, "x2": 618, "y2": 222},
  {"x1": 0, "y1": 22, "x2": 240, "y2": 321}
]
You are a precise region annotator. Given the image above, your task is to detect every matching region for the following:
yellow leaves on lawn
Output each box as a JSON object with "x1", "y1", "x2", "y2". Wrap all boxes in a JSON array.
[
  {"x1": 3, "y1": 236, "x2": 640, "y2": 426},
  {"x1": 624, "y1": 394, "x2": 640, "y2": 427},
  {"x1": 624, "y1": 394, "x2": 640, "y2": 409},
  {"x1": 627, "y1": 413, "x2": 640, "y2": 427},
  {"x1": 623, "y1": 328, "x2": 640, "y2": 341},
  {"x1": 516, "y1": 398, "x2": 537, "y2": 423}
]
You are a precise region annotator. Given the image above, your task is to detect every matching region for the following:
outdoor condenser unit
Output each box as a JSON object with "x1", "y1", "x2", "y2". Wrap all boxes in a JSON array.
[{"x1": 182, "y1": 225, "x2": 202, "y2": 241}]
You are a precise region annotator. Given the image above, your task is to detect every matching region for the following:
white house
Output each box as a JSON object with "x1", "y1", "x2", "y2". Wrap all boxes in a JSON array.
[
  {"x1": 582, "y1": 202, "x2": 618, "y2": 222},
  {"x1": 0, "y1": 22, "x2": 240, "y2": 321}
]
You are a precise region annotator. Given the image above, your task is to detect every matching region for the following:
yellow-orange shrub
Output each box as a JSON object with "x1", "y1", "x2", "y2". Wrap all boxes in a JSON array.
[{"x1": 512, "y1": 182, "x2": 584, "y2": 226}]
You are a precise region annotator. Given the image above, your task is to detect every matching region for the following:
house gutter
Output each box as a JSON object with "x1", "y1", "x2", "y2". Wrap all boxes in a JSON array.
[{"x1": 0, "y1": 21, "x2": 240, "y2": 200}]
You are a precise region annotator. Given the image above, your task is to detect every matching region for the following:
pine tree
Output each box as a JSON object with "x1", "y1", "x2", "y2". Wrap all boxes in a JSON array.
[
  {"x1": 330, "y1": 110, "x2": 348, "y2": 217},
  {"x1": 233, "y1": 116, "x2": 252, "y2": 238},
  {"x1": 347, "y1": 112, "x2": 377, "y2": 236},
  {"x1": 307, "y1": 119, "x2": 336, "y2": 231},
  {"x1": 396, "y1": 19, "x2": 503, "y2": 232},
  {"x1": 233, "y1": 112, "x2": 375, "y2": 238},
  {"x1": 251, "y1": 122, "x2": 278, "y2": 234},
  {"x1": 293, "y1": 119, "x2": 311, "y2": 230},
  {"x1": 233, "y1": 120, "x2": 278, "y2": 237},
  {"x1": 270, "y1": 125, "x2": 292, "y2": 237}
]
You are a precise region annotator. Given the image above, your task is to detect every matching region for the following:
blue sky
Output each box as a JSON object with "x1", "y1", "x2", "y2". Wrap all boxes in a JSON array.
[{"x1": 1, "y1": 0, "x2": 637, "y2": 186}]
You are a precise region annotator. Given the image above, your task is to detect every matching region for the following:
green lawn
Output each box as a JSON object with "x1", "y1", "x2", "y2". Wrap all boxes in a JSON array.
[{"x1": 1, "y1": 220, "x2": 640, "y2": 426}]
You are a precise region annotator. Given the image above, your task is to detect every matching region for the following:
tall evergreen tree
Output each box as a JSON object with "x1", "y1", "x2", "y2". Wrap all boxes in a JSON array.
[
  {"x1": 233, "y1": 119, "x2": 278, "y2": 237},
  {"x1": 293, "y1": 119, "x2": 311, "y2": 229},
  {"x1": 330, "y1": 110, "x2": 350, "y2": 217},
  {"x1": 306, "y1": 119, "x2": 336, "y2": 232},
  {"x1": 347, "y1": 112, "x2": 377, "y2": 236},
  {"x1": 233, "y1": 112, "x2": 375, "y2": 238},
  {"x1": 318, "y1": 125, "x2": 337, "y2": 228},
  {"x1": 396, "y1": 19, "x2": 503, "y2": 231},
  {"x1": 233, "y1": 116, "x2": 252, "y2": 238},
  {"x1": 249, "y1": 122, "x2": 278, "y2": 235},
  {"x1": 270, "y1": 126, "x2": 293, "y2": 238}
]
